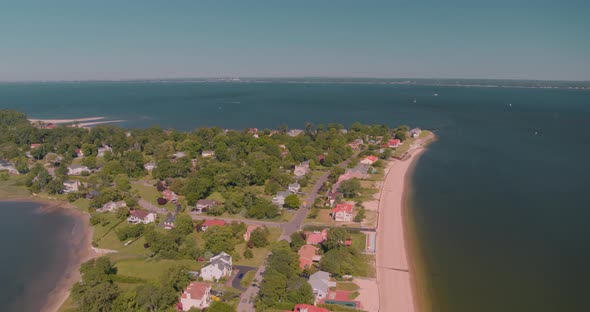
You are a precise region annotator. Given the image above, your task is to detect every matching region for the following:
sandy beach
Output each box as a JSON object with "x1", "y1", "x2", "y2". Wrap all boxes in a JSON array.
[
  {"x1": 29, "y1": 117, "x2": 105, "y2": 124},
  {"x1": 75, "y1": 119, "x2": 126, "y2": 128},
  {"x1": 376, "y1": 134, "x2": 433, "y2": 312}
]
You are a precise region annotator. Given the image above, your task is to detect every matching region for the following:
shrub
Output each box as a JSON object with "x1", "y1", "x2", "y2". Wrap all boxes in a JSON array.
[
  {"x1": 157, "y1": 197, "x2": 167, "y2": 205},
  {"x1": 243, "y1": 248, "x2": 253, "y2": 259}
]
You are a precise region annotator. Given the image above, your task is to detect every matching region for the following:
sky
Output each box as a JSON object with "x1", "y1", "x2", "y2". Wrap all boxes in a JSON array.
[{"x1": 1, "y1": 0, "x2": 589, "y2": 81}]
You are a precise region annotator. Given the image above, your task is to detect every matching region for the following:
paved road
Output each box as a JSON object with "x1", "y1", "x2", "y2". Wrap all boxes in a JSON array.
[{"x1": 230, "y1": 265, "x2": 257, "y2": 291}]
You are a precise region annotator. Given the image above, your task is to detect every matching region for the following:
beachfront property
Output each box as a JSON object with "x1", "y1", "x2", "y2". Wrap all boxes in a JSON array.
[
  {"x1": 97, "y1": 145, "x2": 112, "y2": 157},
  {"x1": 199, "y1": 219, "x2": 226, "y2": 231},
  {"x1": 388, "y1": 139, "x2": 401, "y2": 148},
  {"x1": 144, "y1": 162, "x2": 157, "y2": 171},
  {"x1": 193, "y1": 199, "x2": 217, "y2": 214},
  {"x1": 298, "y1": 244, "x2": 321, "y2": 270},
  {"x1": 272, "y1": 190, "x2": 291, "y2": 207},
  {"x1": 97, "y1": 200, "x2": 126, "y2": 213},
  {"x1": 0, "y1": 160, "x2": 19, "y2": 174},
  {"x1": 360, "y1": 155, "x2": 379, "y2": 165},
  {"x1": 308, "y1": 271, "x2": 336, "y2": 303},
  {"x1": 410, "y1": 128, "x2": 422, "y2": 138},
  {"x1": 288, "y1": 182, "x2": 301, "y2": 193},
  {"x1": 294, "y1": 161, "x2": 310, "y2": 177},
  {"x1": 288, "y1": 304, "x2": 330, "y2": 312},
  {"x1": 62, "y1": 180, "x2": 80, "y2": 193},
  {"x1": 305, "y1": 229, "x2": 328, "y2": 245},
  {"x1": 287, "y1": 129, "x2": 304, "y2": 137},
  {"x1": 200, "y1": 252, "x2": 232, "y2": 281},
  {"x1": 332, "y1": 203, "x2": 353, "y2": 222},
  {"x1": 178, "y1": 282, "x2": 212, "y2": 311},
  {"x1": 163, "y1": 213, "x2": 176, "y2": 230},
  {"x1": 67, "y1": 164, "x2": 90, "y2": 176},
  {"x1": 201, "y1": 150, "x2": 215, "y2": 157},
  {"x1": 243, "y1": 225, "x2": 260, "y2": 241},
  {"x1": 127, "y1": 210, "x2": 156, "y2": 224}
]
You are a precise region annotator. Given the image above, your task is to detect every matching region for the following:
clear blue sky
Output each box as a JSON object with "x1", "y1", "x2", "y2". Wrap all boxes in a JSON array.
[{"x1": 1, "y1": 0, "x2": 589, "y2": 81}]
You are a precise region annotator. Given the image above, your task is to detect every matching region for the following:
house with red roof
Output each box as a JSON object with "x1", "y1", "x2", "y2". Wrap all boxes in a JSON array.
[
  {"x1": 297, "y1": 244, "x2": 321, "y2": 270},
  {"x1": 388, "y1": 139, "x2": 401, "y2": 148},
  {"x1": 200, "y1": 219, "x2": 226, "y2": 231},
  {"x1": 360, "y1": 155, "x2": 378, "y2": 165},
  {"x1": 284, "y1": 304, "x2": 330, "y2": 312},
  {"x1": 179, "y1": 282, "x2": 211, "y2": 311},
  {"x1": 305, "y1": 229, "x2": 328, "y2": 245},
  {"x1": 331, "y1": 203, "x2": 353, "y2": 222},
  {"x1": 127, "y1": 210, "x2": 156, "y2": 224},
  {"x1": 74, "y1": 148, "x2": 84, "y2": 158},
  {"x1": 162, "y1": 189, "x2": 178, "y2": 202}
]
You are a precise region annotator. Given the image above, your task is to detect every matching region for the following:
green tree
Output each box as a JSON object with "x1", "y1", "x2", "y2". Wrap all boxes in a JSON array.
[
  {"x1": 249, "y1": 227, "x2": 269, "y2": 248},
  {"x1": 243, "y1": 247, "x2": 253, "y2": 259},
  {"x1": 206, "y1": 301, "x2": 236, "y2": 312},
  {"x1": 114, "y1": 174, "x2": 131, "y2": 192},
  {"x1": 82, "y1": 156, "x2": 98, "y2": 169},
  {"x1": 203, "y1": 225, "x2": 236, "y2": 254},
  {"x1": 339, "y1": 179, "x2": 361, "y2": 198},
  {"x1": 283, "y1": 194, "x2": 301, "y2": 209},
  {"x1": 172, "y1": 214, "x2": 194, "y2": 236},
  {"x1": 289, "y1": 232, "x2": 306, "y2": 252}
]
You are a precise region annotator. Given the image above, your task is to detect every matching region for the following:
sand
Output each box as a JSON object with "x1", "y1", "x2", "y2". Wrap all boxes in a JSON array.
[
  {"x1": 29, "y1": 117, "x2": 105, "y2": 124},
  {"x1": 375, "y1": 148, "x2": 427, "y2": 312},
  {"x1": 74, "y1": 120, "x2": 125, "y2": 128}
]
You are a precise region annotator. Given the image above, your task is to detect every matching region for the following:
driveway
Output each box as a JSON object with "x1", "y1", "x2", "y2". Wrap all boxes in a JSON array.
[{"x1": 230, "y1": 265, "x2": 257, "y2": 291}]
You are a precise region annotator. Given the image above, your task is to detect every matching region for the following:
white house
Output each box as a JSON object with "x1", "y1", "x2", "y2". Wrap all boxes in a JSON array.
[
  {"x1": 127, "y1": 210, "x2": 156, "y2": 224},
  {"x1": 97, "y1": 200, "x2": 126, "y2": 213},
  {"x1": 193, "y1": 199, "x2": 217, "y2": 214},
  {"x1": 200, "y1": 252, "x2": 232, "y2": 281},
  {"x1": 62, "y1": 180, "x2": 80, "y2": 193},
  {"x1": 97, "y1": 145, "x2": 112, "y2": 157},
  {"x1": 288, "y1": 183, "x2": 301, "y2": 193},
  {"x1": 293, "y1": 161, "x2": 310, "y2": 177},
  {"x1": 144, "y1": 162, "x2": 157, "y2": 171},
  {"x1": 201, "y1": 150, "x2": 215, "y2": 157},
  {"x1": 179, "y1": 282, "x2": 211, "y2": 311},
  {"x1": 67, "y1": 164, "x2": 90, "y2": 176},
  {"x1": 0, "y1": 160, "x2": 19, "y2": 174},
  {"x1": 331, "y1": 203, "x2": 353, "y2": 222},
  {"x1": 287, "y1": 129, "x2": 304, "y2": 137},
  {"x1": 410, "y1": 128, "x2": 422, "y2": 138},
  {"x1": 272, "y1": 191, "x2": 291, "y2": 207},
  {"x1": 308, "y1": 271, "x2": 336, "y2": 303}
]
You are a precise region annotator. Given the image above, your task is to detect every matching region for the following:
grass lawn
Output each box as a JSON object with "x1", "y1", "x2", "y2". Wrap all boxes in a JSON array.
[
  {"x1": 350, "y1": 233, "x2": 366, "y2": 251},
  {"x1": 115, "y1": 258, "x2": 204, "y2": 281},
  {"x1": 240, "y1": 270, "x2": 256, "y2": 288},
  {"x1": 335, "y1": 282, "x2": 360, "y2": 291},
  {"x1": 132, "y1": 183, "x2": 176, "y2": 211},
  {"x1": 92, "y1": 213, "x2": 125, "y2": 242},
  {"x1": 234, "y1": 227, "x2": 281, "y2": 267},
  {"x1": 56, "y1": 295, "x2": 77, "y2": 312},
  {"x1": 355, "y1": 254, "x2": 376, "y2": 278},
  {"x1": 0, "y1": 175, "x2": 30, "y2": 199}
]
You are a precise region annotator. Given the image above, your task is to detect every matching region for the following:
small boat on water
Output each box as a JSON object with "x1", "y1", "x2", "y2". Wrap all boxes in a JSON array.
[
  {"x1": 413, "y1": 98, "x2": 417, "y2": 103},
  {"x1": 434, "y1": 93, "x2": 439, "y2": 96}
]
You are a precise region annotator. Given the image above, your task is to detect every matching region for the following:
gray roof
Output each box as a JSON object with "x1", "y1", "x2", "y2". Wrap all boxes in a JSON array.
[
  {"x1": 276, "y1": 191, "x2": 291, "y2": 198},
  {"x1": 164, "y1": 213, "x2": 176, "y2": 223},
  {"x1": 308, "y1": 271, "x2": 336, "y2": 294}
]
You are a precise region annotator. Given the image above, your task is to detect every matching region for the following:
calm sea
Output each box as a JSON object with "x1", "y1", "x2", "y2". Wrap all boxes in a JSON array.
[
  {"x1": 0, "y1": 201, "x2": 79, "y2": 312},
  {"x1": 1, "y1": 82, "x2": 589, "y2": 311}
]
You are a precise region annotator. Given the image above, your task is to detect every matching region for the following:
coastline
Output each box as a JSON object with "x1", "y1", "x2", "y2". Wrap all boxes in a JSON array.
[
  {"x1": 0, "y1": 198, "x2": 95, "y2": 312},
  {"x1": 375, "y1": 134, "x2": 435, "y2": 312}
]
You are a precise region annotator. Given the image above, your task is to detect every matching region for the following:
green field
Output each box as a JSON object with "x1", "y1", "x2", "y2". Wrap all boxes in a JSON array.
[
  {"x1": 115, "y1": 258, "x2": 204, "y2": 281},
  {"x1": 0, "y1": 175, "x2": 32, "y2": 199}
]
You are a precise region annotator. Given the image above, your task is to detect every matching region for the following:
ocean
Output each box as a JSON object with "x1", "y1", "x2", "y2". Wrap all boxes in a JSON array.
[
  {"x1": 0, "y1": 201, "x2": 80, "y2": 312},
  {"x1": 1, "y1": 81, "x2": 589, "y2": 311}
]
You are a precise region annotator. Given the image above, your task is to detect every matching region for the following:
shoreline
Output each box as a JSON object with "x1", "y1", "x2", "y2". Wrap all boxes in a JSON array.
[
  {"x1": 28, "y1": 117, "x2": 105, "y2": 124},
  {"x1": 375, "y1": 134, "x2": 435, "y2": 312},
  {"x1": 0, "y1": 198, "x2": 96, "y2": 312}
]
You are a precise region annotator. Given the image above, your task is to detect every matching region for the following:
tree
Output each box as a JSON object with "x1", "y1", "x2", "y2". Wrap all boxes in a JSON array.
[
  {"x1": 289, "y1": 232, "x2": 306, "y2": 252},
  {"x1": 243, "y1": 247, "x2": 253, "y2": 259},
  {"x1": 249, "y1": 227, "x2": 269, "y2": 248},
  {"x1": 46, "y1": 178, "x2": 64, "y2": 194},
  {"x1": 339, "y1": 179, "x2": 361, "y2": 198},
  {"x1": 82, "y1": 156, "x2": 97, "y2": 169},
  {"x1": 323, "y1": 228, "x2": 349, "y2": 251},
  {"x1": 264, "y1": 180, "x2": 280, "y2": 195},
  {"x1": 354, "y1": 207, "x2": 366, "y2": 223},
  {"x1": 206, "y1": 301, "x2": 236, "y2": 312},
  {"x1": 114, "y1": 174, "x2": 131, "y2": 192},
  {"x1": 173, "y1": 214, "x2": 194, "y2": 236},
  {"x1": 284, "y1": 194, "x2": 301, "y2": 209},
  {"x1": 203, "y1": 226, "x2": 236, "y2": 254}
]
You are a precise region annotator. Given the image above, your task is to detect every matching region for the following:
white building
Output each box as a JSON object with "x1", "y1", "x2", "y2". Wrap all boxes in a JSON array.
[
  {"x1": 272, "y1": 191, "x2": 291, "y2": 207},
  {"x1": 200, "y1": 252, "x2": 232, "y2": 281},
  {"x1": 97, "y1": 200, "x2": 126, "y2": 213},
  {"x1": 127, "y1": 210, "x2": 156, "y2": 224},
  {"x1": 67, "y1": 164, "x2": 90, "y2": 176},
  {"x1": 62, "y1": 180, "x2": 80, "y2": 193},
  {"x1": 179, "y1": 282, "x2": 211, "y2": 311},
  {"x1": 97, "y1": 145, "x2": 112, "y2": 157},
  {"x1": 0, "y1": 160, "x2": 19, "y2": 174},
  {"x1": 201, "y1": 150, "x2": 215, "y2": 157},
  {"x1": 288, "y1": 183, "x2": 301, "y2": 193}
]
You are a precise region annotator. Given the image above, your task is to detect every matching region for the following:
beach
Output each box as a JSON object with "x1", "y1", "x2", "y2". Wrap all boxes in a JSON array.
[
  {"x1": 28, "y1": 117, "x2": 105, "y2": 124},
  {"x1": 376, "y1": 135, "x2": 433, "y2": 312}
]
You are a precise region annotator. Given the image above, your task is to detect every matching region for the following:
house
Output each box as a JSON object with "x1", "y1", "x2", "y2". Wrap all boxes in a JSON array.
[
  {"x1": 308, "y1": 271, "x2": 336, "y2": 303},
  {"x1": 97, "y1": 200, "x2": 126, "y2": 213},
  {"x1": 67, "y1": 164, "x2": 90, "y2": 176},
  {"x1": 360, "y1": 155, "x2": 378, "y2": 165},
  {"x1": 331, "y1": 203, "x2": 353, "y2": 222},
  {"x1": 45, "y1": 123, "x2": 56, "y2": 129},
  {"x1": 74, "y1": 148, "x2": 84, "y2": 158},
  {"x1": 0, "y1": 160, "x2": 19, "y2": 174},
  {"x1": 62, "y1": 180, "x2": 80, "y2": 193},
  {"x1": 201, "y1": 150, "x2": 215, "y2": 157},
  {"x1": 288, "y1": 304, "x2": 330, "y2": 312},
  {"x1": 325, "y1": 191, "x2": 341, "y2": 208},
  {"x1": 127, "y1": 210, "x2": 156, "y2": 224},
  {"x1": 194, "y1": 199, "x2": 217, "y2": 214},
  {"x1": 97, "y1": 145, "x2": 112, "y2": 157},
  {"x1": 144, "y1": 162, "x2": 157, "y2": 171},
  {"x1": 305, "y1": 229, "x2": 328, "y2": 245},
  {"x1": 388, "y1": 139, "x2": 401, "y2": 148},
  {"x1": 321, "y1": 290, "x2": 362, "y2": 309},
  {"x1": 172, "y1": 151, "x2": 186, "y2": 159},
  {"x1": 410, "y1": 128, "x2": 422, "y2": 138},
  {"x1": 86, "y1": 190, "x2": 100, "y2": 199},
  {"x1": 179, "y1": 282, "x2": 212, "y2": 311},
  {"x1": 347, "y1": 139, "x2": 364, "y2": 150},
  {"x1": 287, "y1": 129, "x2": 304, "y2": 137},
  {"x1": 288, "y1": 183, "x2": 301, "y2": 193},
  {"x1": 200, "y1": 219, "x2": 226, "y2": 231},
  {"x1": 163, "y1": 213, "x2": 176, "y2": 230},
  {"x1": 293, "y1": 161, "x2": 310, "y2": 177},
  {"x1": 298, "y1": 244, "x2": 320, "y2": 270},
  {"x1": 272, "y1": 191, "x2": 291, "y2": 207},
  {"x1": 243, "y1": 225, "x2": 260, "y2": 242},
  {"x1": 200, "y1": 252, "x2": 232, "y2": 281},
  {"x1": 162, "y1": 189, "x2": 178, "y2": 202}
]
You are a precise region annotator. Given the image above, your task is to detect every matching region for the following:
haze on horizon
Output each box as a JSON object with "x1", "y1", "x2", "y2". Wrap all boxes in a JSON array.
[{"x1": 1, "y1": 0, "x2": 589, "y2": 82}]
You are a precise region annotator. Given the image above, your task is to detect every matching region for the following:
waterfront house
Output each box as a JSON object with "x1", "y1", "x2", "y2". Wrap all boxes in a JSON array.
[
  {"x1": 288, "y1": 183, "x2": 301, "y2": 193},
  {"x1": 201, "y1": 150, "x2": 215, "y2": 157},
  {"x1": 127, "y1": 210, "x2": 156, "y2": 224},
  {"x1": 98, "y1": 200, "x2": 126, "y2": 213},
  {"x1": 179, "y1": 282, "x2": 212, "y2": 311},
  {"x1": 199, "y1": 219, "x2": 226, "y2": 231},
  {"x1": 62, "y1": 180, "x2": 80, "y2": 193},
  {"x1": 410, "y1": 128, "x2": 422, "y2": 138},
  {"x1": 67, "y1": 164, "x2": 90, "y2": 176},
  {"x1": 308, "y1": 271, "x2": 336, "y2": 303},
  {"x1": 86, "y1": 190, "x2": 100, "y2": 199},
  {"x1": 331, "y1": 203, "x2": 353, "y2": 222},
  {"x1": 200, "y1": 252, "x2": 232, "y2": 281},
  {"x1": 305, "y1": 229, "x2": 328, "y2": 245},
  {"x1": 298, "y1": 244, "x2": 321, "y2": 270},
  {"x1": 287, "y1": 129, "x2": 304, "y2": 137},
  {"x1": 243, "y1": 225, "x2": 260, "y2": 242},
  {"x1": 388, "y1": 139, "x2": 401, "y2": 148},
  {"x1": 194, "y1": 199, "x2": 217, "y2": 214},
  {"x1": 163, "y1": 213, "x2": 176, "y2": 230},
  {"x1": 360, "y1": 155, "x2": 378, "y2": 165}
]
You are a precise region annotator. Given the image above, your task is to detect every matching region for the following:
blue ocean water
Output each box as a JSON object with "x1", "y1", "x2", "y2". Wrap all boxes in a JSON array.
[{"x1": 1, "y1": 82, "x2": 589, "y2": 311}]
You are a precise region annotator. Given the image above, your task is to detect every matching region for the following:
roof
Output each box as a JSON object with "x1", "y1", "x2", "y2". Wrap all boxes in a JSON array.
[
  {"x1": 130, "y1": 210, "x2": 151, "y2": 220},
  {"x1": 68, "y1": 164, "x2": 88, "y2": 170},
  {"x1": 288, "y1": 183, "x2": 300, "y2": 188},
  {"x1": 292, "y1": 304, "x2": 330, "y2": 312},
  {"x1": 181, "y1": 282, "x2": 210, "y2": 300},
  {"x1": 196, "y1": 199, "x2": 217, "y2": 206},
  {"x1": 332, "y1": 203, "x2": 353, "y2": 214},
  {"x1": 298, "y1": 245, "x2": 319, "y2": 262},
  {"x1": 363, "y1": 155, "x2": 379, "y2": 163},
  {"x1": 202, "y1": 219, "x2": 226, "y2": 227},
  {"x1": 388, "y1": 139, "x2": 401, "y2": 145},
  {"x1": 305, "y1": 229, "x2": 328, "y2": 244},
  {"x1": 308, "y1": 271, "x2": 336, "y2": 294},
  {"x1": 276, "y1": 191, "x2": 291, "y2": 198},
  {"x1": 164, "y1": 213, "x2": 176, "y2": 223}
]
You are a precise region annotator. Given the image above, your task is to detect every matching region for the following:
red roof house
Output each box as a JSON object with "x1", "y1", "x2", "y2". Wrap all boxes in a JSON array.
[
  {"x1": 179, "y1": 282, "x2": 212, "y2": 310},
  {"x1": 297, "y1": 244, "x2": 320, "y2": 270},
  {"x1": 388, "y1": 139, "x2": 401, "y2": 148},
  {"x1": 305, "y1": 229, "x2": 328, "y2": 245},
  {"x1": 200, "y1": 219, "x2": 226, "y2": 231},
  {"x1": 74, "y1": 148, "x2": 84, "y2": 157},
  {"x1": 162, "y1": 189, "x2": 178, "y2": 202},
  {"x1": 30, "y1": 143, "x2": 41, "y2": 149},
  {"x1": 360, "y1": 155, "x2": 378, "y2": 165},
  {"x1": 332, "y1": 203, "x2": 353, "y2": 222}
]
